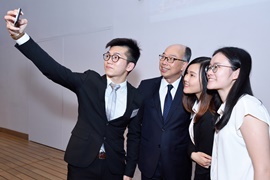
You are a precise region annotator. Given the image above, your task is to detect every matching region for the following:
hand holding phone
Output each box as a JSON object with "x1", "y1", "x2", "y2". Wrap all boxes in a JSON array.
[{"x1": 14, "y1": 8, "x2": 22, "y2": 27}]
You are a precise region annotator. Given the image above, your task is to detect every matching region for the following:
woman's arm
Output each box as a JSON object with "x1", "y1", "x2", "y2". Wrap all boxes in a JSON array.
[
  {"x1": 241, "y1": 115, "x2": 270, "y2": 180},
  {"x1": 191, "y1": 151, "x2": 211, "y2": 168}
]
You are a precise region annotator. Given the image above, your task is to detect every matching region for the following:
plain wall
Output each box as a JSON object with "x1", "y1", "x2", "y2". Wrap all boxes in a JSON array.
[{"x1": 0, "y1": 1, "x2": 269, "y2": 179}]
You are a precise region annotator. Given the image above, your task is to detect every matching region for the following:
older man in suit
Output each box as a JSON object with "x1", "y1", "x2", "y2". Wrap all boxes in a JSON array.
[
  {"x1": 5, "y1": 9, "x2": 142, "y2": 180},
  {"x1": 138, "y1": 44, "x2": 192, "y2": 180}
]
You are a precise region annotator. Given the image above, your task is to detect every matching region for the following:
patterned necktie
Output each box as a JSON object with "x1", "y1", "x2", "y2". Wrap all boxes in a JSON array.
[
  {"x1": 163, "y1": 84, "x2": 173, "y2": 121},
  {"x1": 106, "y1": 83, "x2": 120, "y2": 120}
]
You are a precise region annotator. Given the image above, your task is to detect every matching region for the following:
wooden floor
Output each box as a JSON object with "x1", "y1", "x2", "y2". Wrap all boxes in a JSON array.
[{"x1": 0, "y1": 132, "x2": 67, "y2": 180}]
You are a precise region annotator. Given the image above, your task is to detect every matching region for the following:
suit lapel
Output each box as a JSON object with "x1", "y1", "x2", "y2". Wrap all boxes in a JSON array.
[
  {"x1": 124, "y1": 82, "x2": 135, "y2": 117},
  {"x1": 99, "y1": 75, "x2": 108, "y2": 121},
  {"x1": 152, "y1": 78, "x2": 163, "y2": 126}
]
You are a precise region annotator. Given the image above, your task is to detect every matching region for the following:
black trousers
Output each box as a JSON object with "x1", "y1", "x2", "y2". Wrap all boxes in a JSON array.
[
  {"x1": 194, "y1": 173, "x2": 210, "y2": 180},
  {"x1": 67, "y1": 158, "x2": 123, "y2": 180},
  {"x1": 141, "y1": 159, "x2": 163, "y2": 180},
  {"x1": 141, "y1": 158, "x2": 191, "y2": 180}
]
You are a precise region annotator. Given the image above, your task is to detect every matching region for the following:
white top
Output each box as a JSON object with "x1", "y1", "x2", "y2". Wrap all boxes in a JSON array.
[
  {"x1": 211, "y1": 94, "x2": 270, "y2": 180},
  {"x1": 188, "y1": 100, "x2": 200, "y2": 145}
]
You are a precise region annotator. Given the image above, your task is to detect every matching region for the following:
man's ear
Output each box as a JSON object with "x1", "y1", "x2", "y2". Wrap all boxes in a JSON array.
[
  {"x1": 181, "y1": 62, "x2": 188, "y2": 75},
  {"x1": 126, "y1": 62, "x2": 135, "y2": 72},
  {"x1": 232, "y1": 68, "x2": 240, "y2": 80}
]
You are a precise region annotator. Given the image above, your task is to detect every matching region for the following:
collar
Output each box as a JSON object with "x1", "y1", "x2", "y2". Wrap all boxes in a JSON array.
[
  {"x1": 192, "y1": 100, "x2": 200, "y2": 114},
  {"x1": 160, "y1": 77, "x2": 182, "y2": 90},
  {"x1": 217, "y1": 102, "x2": 226, "y2": 117},
  {"x1": 106, "y1": 77, "x2": 127, "y2": 89}
]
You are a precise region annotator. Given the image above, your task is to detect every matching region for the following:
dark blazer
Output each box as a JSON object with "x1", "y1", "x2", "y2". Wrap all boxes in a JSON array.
[
  {"x1": 138, "y1": 77, "x2": 192, "y2": 180},
  {"x1": 16, "y1": 38, "x2": 142, "y2": 177},
  {"x1": 188, "y1": 110, "x2": 216, "y2": 180}
]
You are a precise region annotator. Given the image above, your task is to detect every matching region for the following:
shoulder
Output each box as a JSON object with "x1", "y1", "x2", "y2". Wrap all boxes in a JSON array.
[
  {"x1": 141, "y1": 76, "x2": 161, "y2": 83},
  {"x1": 138, "y1": 77, "x2": 161, "y2": 94},
  {"x1": 235, "y1": 94, "x2": 270, "y2": 125},
  {"x1": 127, "y1": 82, "x2": 144, "y2": 104},
  {"x1": 77, "y1": 70, "x2": 106, "y2": 86},
  {"x1": 82, "y1": 70, "x2": 103, "y2": 79},
  {"x1": 83, "y1": 69, "x2": 100, "y2": 76},
  {"x1": 139, "y1": 76, "x2": 161, "y2": 87},
  {"x1": 127, "y1": 81, "x2": 136, "y2": 91},
  {"x1": 236, "y1": 94, "x2": 263, "y2": 108}
]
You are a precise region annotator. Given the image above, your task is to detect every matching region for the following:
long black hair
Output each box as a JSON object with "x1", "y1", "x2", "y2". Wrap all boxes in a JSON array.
[{"x1": 213, "y1": 47, "x2": 253, "y2": 130}]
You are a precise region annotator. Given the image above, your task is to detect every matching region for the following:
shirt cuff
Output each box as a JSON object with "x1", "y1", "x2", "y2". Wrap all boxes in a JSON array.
[{"x1": 16, "y1": 33, "x2": 30, "y2": 45}]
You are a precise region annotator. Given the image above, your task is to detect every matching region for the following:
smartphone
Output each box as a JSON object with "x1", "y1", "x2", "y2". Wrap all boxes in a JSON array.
[{"x1": 14, "y1": 8, "x2": 22, "y2": 27}]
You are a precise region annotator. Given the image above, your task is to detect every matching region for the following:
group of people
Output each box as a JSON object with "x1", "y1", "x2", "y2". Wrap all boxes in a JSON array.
[{"x1": 4, "y1": 9, "x2": 270, "y2": 180}]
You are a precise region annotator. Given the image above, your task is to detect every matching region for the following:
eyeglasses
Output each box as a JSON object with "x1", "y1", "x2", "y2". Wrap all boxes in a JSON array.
[
  {"x1": 159, "y1": 55, "x2": 186, "y2": 63},
  {"x1": 205, "y1": 64, "x2": 236, "y2": 73},
  {"x1": 103, "y1": 53, "x2": 128, "y2": 62}
]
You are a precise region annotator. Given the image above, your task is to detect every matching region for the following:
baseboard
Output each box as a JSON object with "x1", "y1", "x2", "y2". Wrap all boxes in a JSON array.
[{"x1": 0, "y1": 127, "x2": 29, "y2": 140}]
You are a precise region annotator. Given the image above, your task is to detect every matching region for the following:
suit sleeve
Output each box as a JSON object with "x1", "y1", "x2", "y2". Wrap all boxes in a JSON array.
[
  {"x1": 125, "y1": 91, "x2": 143, "y2": 177},
  {"x1": 187, "y1": 136, "x2": 196, "y2": 160},
  {"x1": 15, "y1": 37, "x2": 85, "y2": 92}
]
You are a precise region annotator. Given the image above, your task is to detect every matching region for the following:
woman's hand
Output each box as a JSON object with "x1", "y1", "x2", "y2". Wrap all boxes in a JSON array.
[{"x1": 191, "y1": 152, "x2": 212, "y2": 168}]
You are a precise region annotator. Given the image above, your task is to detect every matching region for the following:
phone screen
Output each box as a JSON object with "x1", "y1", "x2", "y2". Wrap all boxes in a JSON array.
[{"x1": 14, "y1": 8, "x2": 22, "y2": 27}]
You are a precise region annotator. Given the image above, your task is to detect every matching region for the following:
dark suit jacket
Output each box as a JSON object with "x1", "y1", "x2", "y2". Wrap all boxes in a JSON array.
[
  {"x1": 138, "y1": 77, "x2": 192, "y2": 179},
  {"x1": 188, "y1": 110, "x2": 215, "y2": 178},
  {"x1": 15, "y1": 38, "x2": 142, "y2": 177}
]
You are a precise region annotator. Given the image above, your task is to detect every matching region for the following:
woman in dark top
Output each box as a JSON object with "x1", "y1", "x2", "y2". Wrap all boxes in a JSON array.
[{"x1": 182, "y1": 57, "x2": 221, "y2": 180}]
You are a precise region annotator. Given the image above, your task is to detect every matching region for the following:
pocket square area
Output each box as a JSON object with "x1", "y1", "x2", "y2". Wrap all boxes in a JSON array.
[{"x1": 130, "y1": 109, "x2": 139, "y2": 118}]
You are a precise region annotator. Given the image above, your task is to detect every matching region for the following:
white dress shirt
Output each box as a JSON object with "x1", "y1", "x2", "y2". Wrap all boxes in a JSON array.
[
  {"x1": 159, "y1": 77, "x2": 181, "y2": 114},
  {"x1": 105, "y1": 78, "x2": 127, "y2": 120}
]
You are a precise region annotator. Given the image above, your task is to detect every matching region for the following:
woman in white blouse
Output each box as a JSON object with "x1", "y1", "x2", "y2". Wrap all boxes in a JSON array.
[{"x1": 206, "y1": 47, "x2": 270, "y2": 180}]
